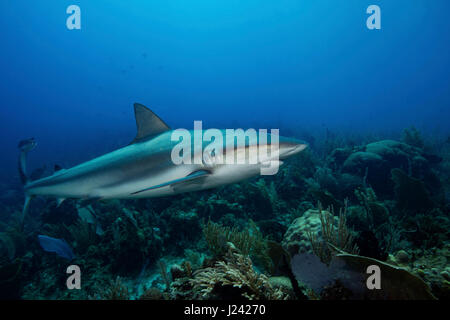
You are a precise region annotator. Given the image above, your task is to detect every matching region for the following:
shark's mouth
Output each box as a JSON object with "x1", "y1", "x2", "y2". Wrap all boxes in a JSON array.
[{"x1": 280, "y1": 143, "x2": 308, "y2": 159}]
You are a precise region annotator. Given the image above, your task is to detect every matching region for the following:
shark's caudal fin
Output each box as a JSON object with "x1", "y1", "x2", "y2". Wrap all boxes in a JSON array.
[
  {"x1": 18, "y1": 138, "x2": 37, "y2": 225},
  {"x1": 18, "y1": 138, "x2": 37, "y2": 185},
  {"x1": 129, "y1": 103, "x2": 171, "y2": 144}
]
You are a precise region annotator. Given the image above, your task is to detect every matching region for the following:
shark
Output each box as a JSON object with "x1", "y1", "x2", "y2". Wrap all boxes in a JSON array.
[{"x1": 19, "y1": 103, "x2": 307, "y2": 221}]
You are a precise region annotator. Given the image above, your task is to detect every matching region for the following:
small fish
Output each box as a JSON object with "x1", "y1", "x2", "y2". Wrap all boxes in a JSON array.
[
  {"x1": 18, "y1": 138, "x2": 36, "y2": 152},
  {"x1": 37, "y1": 235, "x2": 75, "y2": 261}
]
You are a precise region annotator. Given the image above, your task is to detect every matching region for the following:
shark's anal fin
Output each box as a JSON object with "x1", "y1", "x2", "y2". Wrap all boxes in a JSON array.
[
  {"x1": 131, "y1": 170, "x2": 210, "y2": 195},
  {"x1": 130, "y1": 103, "x2": 171, "y2": 144}
]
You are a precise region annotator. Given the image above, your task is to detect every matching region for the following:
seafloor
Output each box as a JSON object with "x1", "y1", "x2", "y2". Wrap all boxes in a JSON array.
[{"x1": 0, "y1": 127, "x2": 449, "y2": 300}]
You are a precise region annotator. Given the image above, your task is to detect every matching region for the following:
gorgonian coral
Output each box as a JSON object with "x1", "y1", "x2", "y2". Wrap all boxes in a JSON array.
[{"x1": 191, "y1": 243, "x2": 288, "y2": 300}]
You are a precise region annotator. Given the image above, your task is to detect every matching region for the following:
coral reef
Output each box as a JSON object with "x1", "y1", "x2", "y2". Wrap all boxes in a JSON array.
[
  {"x1": 282, "y1": 208, "x2": 337, "y2": 256},
  {"x1": 202, "y1": 219, "x2": 272, "y2": 272},
  {"x1": 307, "y1": 202, "x2": 359, "y2": 264},
  {"x1": 191, "y1": 243, "x2": 289, "y2": 300},
  {"x1": 339, "y1": 139, "x2": 441, "y2": 197},
  {"x1": 387, "y1": 244, "x2": 450, "y2": 300},
  {"x1": 1, "y1": 132, "x2": 448, "y2": 300},
  {"x1": 291, "y1": 251, "x2": 436, "y2": 300},
  {"x1": 95, "y1": 276, "x2": 130, "y2": 300}
]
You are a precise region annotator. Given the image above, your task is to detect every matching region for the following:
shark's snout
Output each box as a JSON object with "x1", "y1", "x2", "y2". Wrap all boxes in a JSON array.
[{"x1": 279, "y1": 140, "x2": 308, "y2": 159}]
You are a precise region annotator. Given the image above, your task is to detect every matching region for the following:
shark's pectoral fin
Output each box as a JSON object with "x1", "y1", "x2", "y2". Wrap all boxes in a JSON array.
[
  {"x1": 131, "y1": 170, "x2": 211, "y2": 195},
  {"x1": 170, "y1": 170, "x2": 210, "y2": 192}
]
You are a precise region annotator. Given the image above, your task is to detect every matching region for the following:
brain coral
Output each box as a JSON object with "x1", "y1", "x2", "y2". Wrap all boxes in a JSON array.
[{"x1": 282, "y1": 209, "x2": 337, "y2": 256}]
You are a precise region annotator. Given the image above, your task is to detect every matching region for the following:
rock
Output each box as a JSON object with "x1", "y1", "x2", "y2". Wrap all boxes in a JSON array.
[
  {"x1": 342, "y1": 151, "x2": 383, "y2": 176},
  {"x1": 268, "y1": 276, "x2": 295, "y2": 299},
  {"x1": 395, "y1": 250, "x2": 410, "y2": 264},
  {"x1": 269, "y1": 276, "x2": 293, "y2": 291},
  {"x1": 336, "y1": 139, "x2": 440, "y2": 196},
  {"x1": 342, "y1": 150, "x2": 390, "y2": 194},
  {"x1": 365, "y1": 140, "x2": 422, "y2": 162},
  {"x1": 328, "y1": 147, "x2": 353, "y2": 169}
]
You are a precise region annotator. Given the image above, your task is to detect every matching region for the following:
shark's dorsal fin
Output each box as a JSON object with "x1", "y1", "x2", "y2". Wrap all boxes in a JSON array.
[{"x1": 131, "y1": 103, "x2": 170, "y2": 144}]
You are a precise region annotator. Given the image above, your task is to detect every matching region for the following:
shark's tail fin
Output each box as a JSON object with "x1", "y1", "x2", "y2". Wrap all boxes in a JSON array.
[{"x1": 18, "y1": 138, "x2": 36, "y2": 227}]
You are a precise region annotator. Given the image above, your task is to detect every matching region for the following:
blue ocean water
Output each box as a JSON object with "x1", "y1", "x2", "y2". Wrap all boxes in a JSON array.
[
  {"x1": 0, "y1": 1, "x2": 449, "y2": 301},
  {"x1": 0, "y1": 0, "x2": 449, "y2": 184}
]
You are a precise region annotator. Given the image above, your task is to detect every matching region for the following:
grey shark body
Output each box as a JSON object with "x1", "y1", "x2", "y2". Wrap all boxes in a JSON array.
[{"x1": 20, "y1": 103, "x2": 307, "y2": 217}]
